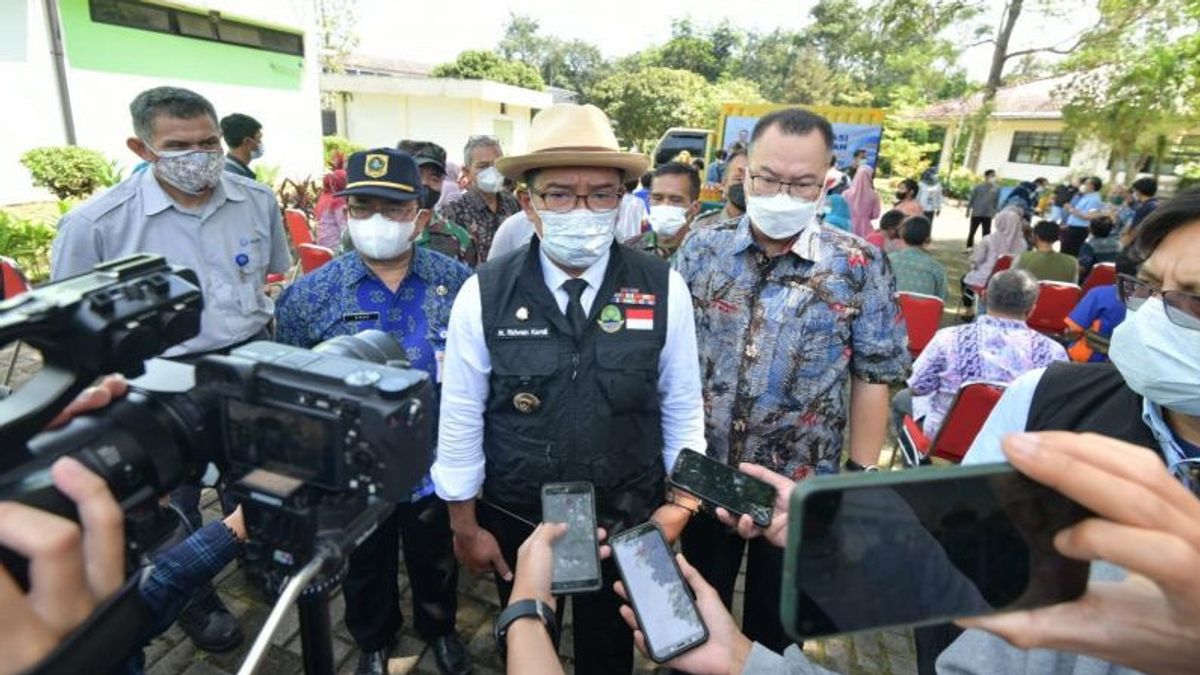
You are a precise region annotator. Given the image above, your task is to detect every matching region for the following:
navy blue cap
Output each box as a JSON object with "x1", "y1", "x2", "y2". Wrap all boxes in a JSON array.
[{"x1": 337, "y1": 148, "x2": 420, "y2": 201}]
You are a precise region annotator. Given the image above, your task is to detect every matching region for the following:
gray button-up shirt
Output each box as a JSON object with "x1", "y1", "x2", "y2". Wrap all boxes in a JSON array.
[{"x1": 51, "y1": 167, "x2": 291, "y2": 356}]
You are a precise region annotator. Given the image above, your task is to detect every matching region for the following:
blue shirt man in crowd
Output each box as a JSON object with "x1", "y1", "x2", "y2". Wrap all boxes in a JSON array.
[
  {"x1": 1062, "y1": 176, "x2": 1105, "y2": 256},
  {"x1": 274, "y1": 148, "x2": 472, "y2": 675}
]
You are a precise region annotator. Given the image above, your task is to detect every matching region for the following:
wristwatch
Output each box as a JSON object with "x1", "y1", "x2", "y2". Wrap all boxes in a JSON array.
[
  {"x1": 844, "y1": 459, "x2": 880, "y2": 473},
  {"x1": 493, "y1": 598, "x2": 558, "y2": 658},
  {"x1": 667, "y1": 487, "x2": 702, "y2": 514}
]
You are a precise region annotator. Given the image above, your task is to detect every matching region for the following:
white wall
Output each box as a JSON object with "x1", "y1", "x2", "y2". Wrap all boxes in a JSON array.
[
  {"x1": 1, "y1": 0, "x2": 323, "y2": 207},
  {"x1": 976, "y1": 118, "x2": 1111, "y2": 183},
  {"x1": 0, "y1": 0, "x2": 66, "y2": 204},
  {"x1": 337, "y1": 93, "x2": 536, "y2": 163}
]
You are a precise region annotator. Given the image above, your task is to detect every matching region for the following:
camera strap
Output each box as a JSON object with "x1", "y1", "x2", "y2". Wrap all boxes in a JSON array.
[{"x1": 28, "y1": 576, "x2": 152, "y2": 675}]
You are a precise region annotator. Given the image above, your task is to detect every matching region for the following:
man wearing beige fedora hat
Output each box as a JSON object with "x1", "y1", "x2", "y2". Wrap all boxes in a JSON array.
[{"x1": 432, "y1": 103, "x2": 707, "y2": 673}]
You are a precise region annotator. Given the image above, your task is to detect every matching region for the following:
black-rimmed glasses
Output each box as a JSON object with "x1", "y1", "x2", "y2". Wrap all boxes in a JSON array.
[{"x1": 1117, "y1": 274, "x2": 1200, "y2": 330}]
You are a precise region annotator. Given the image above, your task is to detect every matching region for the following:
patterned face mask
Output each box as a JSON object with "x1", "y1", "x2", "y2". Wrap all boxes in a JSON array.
[{"x1": 145, "y1": 142, "x2": 224, "y2": 195}]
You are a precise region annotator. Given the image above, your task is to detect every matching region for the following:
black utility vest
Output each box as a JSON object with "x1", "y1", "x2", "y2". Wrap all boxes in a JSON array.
[
  {"x1": 478, "y1": 239, "x2": 670, "y2": 530},
  {"x1": 1026, "y1": 362, "x2": 1161, "y2": 458}
]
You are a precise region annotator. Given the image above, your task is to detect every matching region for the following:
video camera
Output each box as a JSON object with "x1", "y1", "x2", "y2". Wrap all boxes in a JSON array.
[{"x1": 0, "y1": 254, "x2": 434, "y2": 585}]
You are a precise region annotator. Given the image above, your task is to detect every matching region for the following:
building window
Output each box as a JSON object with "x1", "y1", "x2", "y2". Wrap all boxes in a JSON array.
[
  {"x1": 89, "y1": 0, "x2": 303, "y2": 57},
  {"x1": 1008, "y1": 131, "x2": 1074, "y2": 166}
]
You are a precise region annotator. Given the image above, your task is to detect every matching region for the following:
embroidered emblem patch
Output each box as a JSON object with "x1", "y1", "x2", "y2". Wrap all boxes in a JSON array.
[{"x1": 597, "y1": 304, "x2": 624, "y2": 334}]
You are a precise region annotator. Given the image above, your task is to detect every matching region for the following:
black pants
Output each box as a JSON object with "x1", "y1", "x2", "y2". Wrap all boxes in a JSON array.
[
  {"x1": 915, "y1": 623, "x2": 964, "y2": 675},
  {"x1": 680, "y1": 513, "x2": 789, "y2": 653},
  {"x1": 479, "y1": 502, "x2": 633, "y2": 675},
  {"x1": 343, "y1": 495, "x2": 459, "y2": 650},
  {"x1": 967, "y1": 216, "x2": 992, "y2": 248},
  {"x1": 1060, "y1": 226, "x2": 1089, "y2": 256}
]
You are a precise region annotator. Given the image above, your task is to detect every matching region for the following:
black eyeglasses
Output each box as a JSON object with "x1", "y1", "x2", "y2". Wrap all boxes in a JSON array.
[
  {"x1": 1117, "y1": 274, "x2": 1200, "y2": 330},
  {"x1": 532, "y1": 188, "x2": 621, "y2": 213}
]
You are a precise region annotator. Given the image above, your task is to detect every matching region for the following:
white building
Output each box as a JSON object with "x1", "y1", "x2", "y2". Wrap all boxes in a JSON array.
[
  {"x1": 918, "y1": 75, "x2": 1200, "y2": 185},
  {"x1": 1, "y1": 0, "x2": 323, "y2": 205},
  {"x1": 321, "y1": 55, "x2": 553, "y2": 164}
]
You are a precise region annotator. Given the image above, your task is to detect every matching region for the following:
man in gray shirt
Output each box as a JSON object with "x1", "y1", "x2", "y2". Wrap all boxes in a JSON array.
[
  {"x1": 49, "y1": 86, "x2": 290, "y2": 653},
  {"x1": 966, "y1": 169, "x2": 1002, "y2": 250}
]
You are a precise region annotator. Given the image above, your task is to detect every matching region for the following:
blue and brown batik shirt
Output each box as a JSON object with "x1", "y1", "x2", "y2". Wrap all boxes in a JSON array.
[{"x1": 674, "y1": 216, "x2": 910, "y2": 480}]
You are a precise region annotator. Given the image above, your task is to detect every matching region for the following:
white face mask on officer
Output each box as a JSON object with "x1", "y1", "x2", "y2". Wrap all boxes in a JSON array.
[
  {"x1": 746, "y1": 192, "x2": 822, "y2": 240},
  {"x1": 348, "y1": 213, "x2": 416, "y2": 260},
  {"x1": 536, "y1": 208, "x2": 616, "y2": 270},
  {"x1": 647, "y1": 204, "x2": 690, "y2": 238}
]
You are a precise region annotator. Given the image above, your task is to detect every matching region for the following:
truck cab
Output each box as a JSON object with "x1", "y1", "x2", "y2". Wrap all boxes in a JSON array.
[{"x1": 651, "y1": 128, "x2": 713, "y2": 167}]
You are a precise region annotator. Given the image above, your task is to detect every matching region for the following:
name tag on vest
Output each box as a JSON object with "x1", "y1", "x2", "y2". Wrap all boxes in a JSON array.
[
  {"x1": 496, "y1": 326, "x2": 551, "y2": 339},
  {"x1": 342, "y1": 311, "x2": 380, "y2": 322}
]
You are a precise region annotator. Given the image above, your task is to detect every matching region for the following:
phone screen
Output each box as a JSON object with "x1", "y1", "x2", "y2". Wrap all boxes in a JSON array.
[
  {"x1": 670, "y1": 449, "x2": 776, "y2": 526},
  {"x1": 611, "y1": 523, "x2": 707, "y2": 662},
  {"x1": 787, "y1": 465, "x2": 1091, "y2": 639},
  {"x1": 541, "y1": 483, "x2": 601, "y2": 593}
]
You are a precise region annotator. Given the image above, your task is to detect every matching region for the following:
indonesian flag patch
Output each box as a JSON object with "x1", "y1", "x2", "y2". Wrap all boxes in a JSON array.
[{"x1": 626, "y1": 307, "x2": 654, "y2": 330}]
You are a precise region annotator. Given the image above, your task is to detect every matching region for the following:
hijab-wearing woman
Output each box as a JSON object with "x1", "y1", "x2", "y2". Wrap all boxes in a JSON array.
[
  {"x1": 844, "y1": 164, "x2": 881, "y2": 238},
  {"x1": 961, "y1": 204, "x2": 1029, "y2": 314}
]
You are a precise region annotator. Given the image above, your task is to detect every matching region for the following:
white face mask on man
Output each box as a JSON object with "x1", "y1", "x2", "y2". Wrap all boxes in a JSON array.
[
  {"x1": 348, "y1": 213, "x2": 416, "y2": 260},
  {"x1": 475, "y1": 166, "x2": 505, "y2": 194},
  {"x1": 1109, "y1": 297, "x2": 1200, "y2": 416},
  {"x1": 745, "y1": 192, "x2": 822, "y2": 240},
  {"x1": 647, "y1": 204, "x2": 690, "y2": 238},
  {"x1": 536, "y1": 208, "x2": 616, "y2": 269}
]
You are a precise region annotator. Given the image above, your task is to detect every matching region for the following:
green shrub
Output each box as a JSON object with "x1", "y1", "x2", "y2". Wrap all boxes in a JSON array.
[
  {"x1": 1176, "y1": 161, "x2": 1200, "y2": 191},
  {"x1": 0, "y1": 211, "x2": 56, "y2": 284},
  {"x1": 944, "y1": 168, "x2": 982, "y2": 200},
  {"x1": 20, "y1": 146, "x2": 121, "y2": 200},
  {"x1": 254, "y1": 164, "x2": 281, "y2": 190},
  {"x1": 323, "y1": 136, "x2": 363, "y2": 169}
]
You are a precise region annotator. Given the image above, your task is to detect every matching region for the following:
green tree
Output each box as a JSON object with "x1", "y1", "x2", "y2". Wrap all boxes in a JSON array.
[
  {"x1": 732, "y1": 30, "x2": 870, "y2": 105},
  {"x1": 496, "y1": 14, "x2": 608, "y2": 98},
  {"x1": 1059, "y1": 0, "x2": 1200, "y2": 182},
  {"x1": 432, "y1": 50, "x2": 546, "y2": 90},
  {"x1": 497, "y1": 12, "x2": 546, "y2": 66},
  {"x1": 589, "y1": 67, "x2": 713, "y2": 148}
]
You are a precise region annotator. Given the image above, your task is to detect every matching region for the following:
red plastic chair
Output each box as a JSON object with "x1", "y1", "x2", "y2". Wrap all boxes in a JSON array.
[
  {"x1": 899, "y1": 381, "x2": 1007, "y2": 465},
  {"x1": 897, "y1": 292, "x2": 944, "y2": 358},
  {"x1": 297, "y1": 243, "x2": 335, "y2": 273},
  {"x1": 991, "y1": 254, "x2": 1015, "y2": 278},
  {"x1": 285, "y1": 208, "x2": 314, "y2": 248},
  {"x1": 2, "y1": 257, "x2": 33, "y2": 386},
  {"x1": 1080, "y1": 262, "x2": 1116, "y2": 294},
  {"x1": 1026, "y1": 281, "x2": 1083, "y2": 335}
]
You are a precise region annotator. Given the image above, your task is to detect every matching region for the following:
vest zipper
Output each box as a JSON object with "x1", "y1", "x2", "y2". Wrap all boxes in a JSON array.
[{"x1": 571, "y1": 353, "x2": 579, "y2": 381}]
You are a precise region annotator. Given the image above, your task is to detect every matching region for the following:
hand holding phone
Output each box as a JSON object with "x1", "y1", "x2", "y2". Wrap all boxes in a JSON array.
[
  {"x1": 540, "y1": 482, "x2": 602, "y2": 594},
  {"x1": 610, "y1": 522, "x2": 708, "y2": 662},
  {"x1": 713, "y1": 462, "x2": 796, "y2": 547},
  {"x1": 669, "y1": 449, "x2": 777, "y2": 528}
]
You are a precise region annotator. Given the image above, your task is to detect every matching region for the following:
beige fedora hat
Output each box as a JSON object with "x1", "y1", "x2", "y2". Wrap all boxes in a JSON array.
[{"x1": 495, "y1": 104, "x2": 649, "y2": 182}]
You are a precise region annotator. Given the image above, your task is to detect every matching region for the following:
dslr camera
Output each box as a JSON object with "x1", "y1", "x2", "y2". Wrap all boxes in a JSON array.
[{"x1": 0, "y1": 253, "x2": 434, "y2": 582}]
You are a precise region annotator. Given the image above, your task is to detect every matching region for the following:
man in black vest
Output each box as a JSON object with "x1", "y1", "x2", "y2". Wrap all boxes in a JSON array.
[{"x1": 432, "y1": 103, "x2": 708, "y2": 674}]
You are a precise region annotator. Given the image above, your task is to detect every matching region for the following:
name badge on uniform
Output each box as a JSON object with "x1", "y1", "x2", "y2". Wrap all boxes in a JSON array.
[
  {"x1": 495, "y1": 326, "x2": 551, "y2": 340},
  {"x1": 343, "y1": 311, "x2": 380, "y2": 323}
]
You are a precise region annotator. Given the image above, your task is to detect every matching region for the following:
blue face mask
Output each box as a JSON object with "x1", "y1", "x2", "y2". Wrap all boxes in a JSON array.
[{"x1": 1109, "y1": 298, "x2": 1200, "y2": 416}]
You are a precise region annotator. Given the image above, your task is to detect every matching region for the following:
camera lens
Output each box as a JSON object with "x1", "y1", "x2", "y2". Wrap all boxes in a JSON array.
[{"x1": 312, "y1": 330, "x2": 407, "y2": 366}]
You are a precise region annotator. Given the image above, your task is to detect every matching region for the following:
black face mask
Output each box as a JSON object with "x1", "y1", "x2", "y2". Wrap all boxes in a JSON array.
[
  {"x1": 727, "y1": 182, "x2": 747, "y2": 211},
  {"x1": 895, "y1": 190, "x2": 908, "y2": 201},
  {"x1": 421, "y1": 188, "x2": 440, "y2": 210}
]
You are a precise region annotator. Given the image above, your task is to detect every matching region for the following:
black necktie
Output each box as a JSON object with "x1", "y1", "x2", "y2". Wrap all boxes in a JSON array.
[{"x1": 563, "y1": 278, "x2": 588, "y2": 340}]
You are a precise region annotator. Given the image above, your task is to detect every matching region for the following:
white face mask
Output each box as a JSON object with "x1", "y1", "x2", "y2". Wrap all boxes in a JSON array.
[
  {"x1": 537, "y1": 208, "x2": 616, "y2": 269},
  {"x1": 475, "y1": 166, "x2": 505, "y2": 194},
  {"x1": 745, "y1": 192, "x2": 822, "y2": 240},
  {"x1": 647, "y1": 204, "x2": 690, "y2": 238},
  {"x1": 348, "y1": 213, "x2": 416, "y2": 260},
  {"x1": 1109, "y1": 297, "x2": 1200, "y2": 416},
  {"x1": 251, "y1": 139, "x2": 264, "y2": 160}
]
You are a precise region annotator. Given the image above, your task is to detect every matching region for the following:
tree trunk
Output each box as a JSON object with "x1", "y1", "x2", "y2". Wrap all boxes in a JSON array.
[{"x1": 968, "y1": 0, "x2": 1024, "y2": 173}]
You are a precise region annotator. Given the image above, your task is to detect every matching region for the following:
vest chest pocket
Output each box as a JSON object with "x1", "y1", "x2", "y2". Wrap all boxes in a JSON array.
[
  {"x1": 489, "y1": 343, "x2": 560, "y2": 415},
  {"x1": 596, "y1": 340, "x2": 660, "y2": 415}
]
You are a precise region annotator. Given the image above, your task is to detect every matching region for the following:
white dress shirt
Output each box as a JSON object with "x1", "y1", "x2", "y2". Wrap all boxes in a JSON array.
[
  {"x1": 488, "y1": 211, "x2": 535, "y2": 260},
  {"x1": 432, "y1": 245, "x2": 707, "y2": 501}
]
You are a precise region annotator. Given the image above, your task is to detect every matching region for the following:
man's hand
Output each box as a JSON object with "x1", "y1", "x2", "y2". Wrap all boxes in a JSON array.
[
  {"x1": 960, "y1": 432, "x2": 1200, "y2": 675},
  {"x1": 0, "y1": 457, "x2": 125, "y2": 675},
  {"x1": 511, "y1": 523, "x2": 610, "y2": 612},
  {"x1": 615, "y1": 554, "x2": 752, "y2": 675},
  {"x1": 650, "y1": 503, "x2": 690, "y2": 545},
  {"x1": 714, "y1": 463, "x2": 795, "y2": 548},
  {"x1": 452, "y1": 526, "x2": 512, "y2": 581},
  {"x1": 46, "y1": 375, "x2": 128, "y2": 429}
]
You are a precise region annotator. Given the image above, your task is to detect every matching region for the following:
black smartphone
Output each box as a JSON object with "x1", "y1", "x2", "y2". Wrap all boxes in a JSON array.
[
  {"x1": 541, "y1": 482, "x2": 602, "y2": 594},
  {"x1": 783, "y1": 464, "x2": 1092, "y2": 640},
  {"x1": 669, "y1": 448, "x2": 776, "y2": 527},
  {"x1": 610, "y1": 522, "x2": 708, "y2": 663}
]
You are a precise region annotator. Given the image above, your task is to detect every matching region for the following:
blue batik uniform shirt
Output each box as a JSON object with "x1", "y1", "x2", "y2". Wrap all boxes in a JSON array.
[
  {"x1": 275, "y1": 247, "x2": 471, "y2": 500},
  {"x1": 674, "y1": 216, "x2": 910, "y2": 480}
]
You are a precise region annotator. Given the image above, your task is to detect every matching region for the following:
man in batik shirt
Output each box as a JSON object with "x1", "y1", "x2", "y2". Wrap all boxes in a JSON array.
[{"x1": 673, "y1": 108, "x2": 910, "y2": 653}]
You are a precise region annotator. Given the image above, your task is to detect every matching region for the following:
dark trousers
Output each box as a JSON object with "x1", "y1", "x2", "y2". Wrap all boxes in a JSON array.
[
  {"x1": 915, "y1": 623, "x2": 964, "y2": 675},
  {"x1": 479, "y1": 502, "x2": 634, "y2": 675},
  {"x1": 1060, "y1": 225, "x2": 1089, "y2": 256},
  {"x1": 680, "y1": 514, "x2": 789, "y2": 653},
  {"x1": 967, "y1": 216, "x2": 992, "y2": 248},
  {"x1": 343, "y1": 495, "x2": 459, "y2": 650}
]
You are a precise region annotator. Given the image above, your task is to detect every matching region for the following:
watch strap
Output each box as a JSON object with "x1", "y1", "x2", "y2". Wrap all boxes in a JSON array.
[{"x1": 493, "y1": 598, "x2": 558, "y2": 658}]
